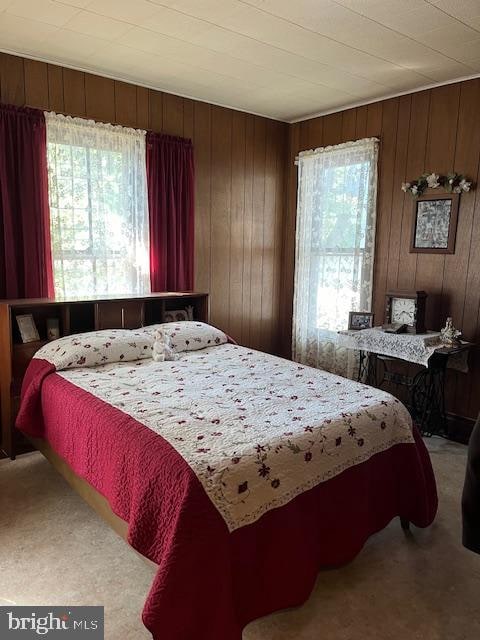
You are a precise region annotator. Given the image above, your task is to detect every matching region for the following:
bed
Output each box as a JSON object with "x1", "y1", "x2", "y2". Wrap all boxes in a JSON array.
[{"x1": 16, "y1": 321, "x2": 437, "y2": 640}]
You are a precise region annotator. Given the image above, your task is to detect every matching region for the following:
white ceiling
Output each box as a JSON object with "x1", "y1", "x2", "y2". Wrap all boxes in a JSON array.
[{"x1": 1, "y1": 0, "x2": 480, "y2": 122}]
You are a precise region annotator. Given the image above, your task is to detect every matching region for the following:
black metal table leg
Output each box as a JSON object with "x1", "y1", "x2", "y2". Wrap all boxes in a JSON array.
[
  {"x1": 357, "y1": 351, "x2": 378, "y2": 386},
  {"x1": 409, "y1": 353, "x2": 448, "y2": 436}
]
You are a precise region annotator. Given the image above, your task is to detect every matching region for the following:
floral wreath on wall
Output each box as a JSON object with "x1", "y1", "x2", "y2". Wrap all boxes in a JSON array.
[{"x1": 401, "y1": 172, "x2": 473, "y2": 197}]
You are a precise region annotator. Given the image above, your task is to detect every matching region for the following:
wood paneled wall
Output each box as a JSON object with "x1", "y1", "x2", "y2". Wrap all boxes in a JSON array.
[
  {"x1": 0, "y1": 52, "x2": 288, "y2": 354},
  {"x1": 282, "y1": 80, "x2": 480, "y2": 420}
]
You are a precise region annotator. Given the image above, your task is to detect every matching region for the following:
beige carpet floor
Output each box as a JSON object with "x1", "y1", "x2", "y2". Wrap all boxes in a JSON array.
[{"x1": 1, "y1": 438, "x2": 479, "y2": 639}]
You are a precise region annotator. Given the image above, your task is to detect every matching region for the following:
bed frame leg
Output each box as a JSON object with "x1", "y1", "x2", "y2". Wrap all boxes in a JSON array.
[{"x1": 400, "y1": 517, "x2": 410, "y2": 531}]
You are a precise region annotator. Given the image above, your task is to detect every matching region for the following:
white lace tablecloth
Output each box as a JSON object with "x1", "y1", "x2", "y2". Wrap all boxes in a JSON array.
[{"x1": 338, "y1": 328, "x2": 469, "y2": 371}]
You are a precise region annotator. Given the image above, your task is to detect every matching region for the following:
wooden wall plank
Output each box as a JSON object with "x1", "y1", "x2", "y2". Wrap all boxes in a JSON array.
[
  {"x1": 299, "y1": 119, "x2": 311, "y2": 152},
  {"x1": 341, "y1": 108, "x2": 356, "y2": 140},
  {"x1": 183, "y1": 98, "x2": 194, "y2": 140},
  {"x1": 63, "y1": 68, "x2": 85, "y2": 117},
  {"x1": 261, "y1": 120, "x2": 278, "y2": 352},
  {"x1": 114, "y1": 81, "x2": 136, "y2": 127},
  {"x1": 279, "y1": 122, "x2": 300, "y2": 356},
  {"x1": 322, "y1": 112, "x2": 343, "y2": 146},
  {"x1": 366, "y1": 101, "x2": 382, "y2": 137},
  {"x1": 192, "y1": 101, "x2": 212, "y2": 296},
  {"x1": 47, "y1": 65, "x2": 64, "y2": 112},
  {"x1": 308, "y1": 117, "x2": 323, "y2": 149},
  {"x1": 149, "y1": 90, "x2": 163, "y2": 132},
  {"x1": 355, "y1": 105, "x2": 368, "y2": 138},
  {"x1": 386, "y1": 95, "x2": 410, "y2": 291},
  {"x1": 85, "y1": 74, "x2": 115, "y2": 123},
  {"x1": 0, "y1": 53, "x2": 25, "y2": 105},
  {"x1": 372, "y1": 98, "x2": 397, "y2": 324},
  {"x1": 229, "y1": 111, "x2": 246, "y2": 342},
  {"x1": 250, "y1": 116, "x2": 267, "y2": 349},
  {"x1": 210, "y1": 107, "x2": 232, "y2": 334},
  {"x1": 272, "y1": 120, "x2": 287, "y2": 354},
  {"x1": 241, "y1": 115, "x2": 255, "y2": 346},
  {"x1": 163, "y1": 93, "x2": 184, "y2": 136},
  {"x1": 24, "y1": 59, "x2": 49, "y2": 110},
  {"x1": 136, "y1": 86, "x2": 149, "y2": 129},
  {"x1": 397, "y1": 90, "x2": 431, "y2": 290}
]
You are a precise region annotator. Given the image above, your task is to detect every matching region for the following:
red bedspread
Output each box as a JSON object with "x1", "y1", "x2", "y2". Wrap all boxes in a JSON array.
[{"x1": 17, "y1": 358, "x2": 437, "y2": 640}]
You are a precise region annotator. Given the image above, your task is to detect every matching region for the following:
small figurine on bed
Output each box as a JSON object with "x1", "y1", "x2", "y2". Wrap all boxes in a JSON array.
[
  {"x1": 152, "y1": 328, "x2": 177, "y2": 362},
  {"x1": 440, "y1": 317, "x2": 462, "y2": 346}
]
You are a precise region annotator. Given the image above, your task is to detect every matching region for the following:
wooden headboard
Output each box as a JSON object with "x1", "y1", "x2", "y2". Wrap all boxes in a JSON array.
[{"x1": 0, "y1": 292, "x2": 209, "y2": 459}]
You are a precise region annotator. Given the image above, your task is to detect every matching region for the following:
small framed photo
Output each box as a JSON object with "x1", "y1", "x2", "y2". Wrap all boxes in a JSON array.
[
  {"x1": 348, "y1": 311, "x2": 374, "y2": 331},
  {"x1": 46, "y1": 318, "x2": 60, "y2": 341},
  {"x1": 164, "y1": 309, "x2": 189, "y2": 323},
  {"x1": 410, "y1": 192, "x2": 459, "y2": 254},
  {"x1": 16, "y1": 314, "x2": 40, "y2": 343}
]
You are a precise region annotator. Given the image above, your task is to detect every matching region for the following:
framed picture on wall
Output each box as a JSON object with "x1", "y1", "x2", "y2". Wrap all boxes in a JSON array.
[{"x1": 410, "y1": 192, "x2": 459, "y2": 254}]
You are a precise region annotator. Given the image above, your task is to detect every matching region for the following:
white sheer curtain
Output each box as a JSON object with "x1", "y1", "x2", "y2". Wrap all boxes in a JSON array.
[
  {"x1": 292, "y1": 138, "x2": 379, "y2": 378},
  {"x1": 45, "y1": 112, "x2": 150, "y2": 298}
]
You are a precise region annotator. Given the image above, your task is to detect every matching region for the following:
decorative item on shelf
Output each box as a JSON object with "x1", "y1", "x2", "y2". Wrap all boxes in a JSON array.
[
  {"x1": 164, "y1": 309, "x2": 189, "y2": 322},
  {"x1": 46, "y1": 318, "x2": 61, "y2": 341},
  {"x1": 16, "y1": 314, "x2": 40, "y2": 343},
  {"x1": 185, "y1": 305, "x2": 194, "y2": 321},
  {"x1": 348, "y1": 311, "x2": 374, "y2": 330},
  {"x1": 410, "y1": 191, "x2": 459, "y2": 254},
  {"x1": 440, "y1": 317, "x2": 462, "y2": 347},
  {"x1": 384, "y1": 290, "x2": 427, "y2": 335},
  {"x1": 401, "y1": 172, "x2": 473, "y2": 197}
]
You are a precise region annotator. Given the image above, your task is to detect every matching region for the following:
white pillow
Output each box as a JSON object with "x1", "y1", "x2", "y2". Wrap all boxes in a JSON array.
[
  {"x1": 34, "y1": 329, "x2": 153, "y2": 370},
  {"x1": 152, "y1": 321, "x2": 228, "y2": 354}
]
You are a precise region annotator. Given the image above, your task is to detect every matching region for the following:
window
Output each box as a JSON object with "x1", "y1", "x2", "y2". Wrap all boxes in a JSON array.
[
  {"x1": 292, "y1": 138, "x2": 378, "y2": 376},
  {"x1": 45, "y1": 113, "x2": 150, "y2": 298}
]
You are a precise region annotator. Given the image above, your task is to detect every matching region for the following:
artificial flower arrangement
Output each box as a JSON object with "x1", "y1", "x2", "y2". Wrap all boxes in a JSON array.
[{"x1": 401, "y1": 172, "x2": 473, "y2": 197}]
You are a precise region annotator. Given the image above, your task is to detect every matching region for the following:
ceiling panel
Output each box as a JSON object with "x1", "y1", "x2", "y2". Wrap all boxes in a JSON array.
[
  {"x1": 429, "y1": 0, "x2": 480, "y2": 20},
  {"x1": 62, "y1": 11, "x2": 132, "y2": 40},
  {"x1": 6, "y1": 0, "x2": 78, "y2": 26},
  {"x1": 0, "y1": 0, "x2": 478, "y2": 121}
]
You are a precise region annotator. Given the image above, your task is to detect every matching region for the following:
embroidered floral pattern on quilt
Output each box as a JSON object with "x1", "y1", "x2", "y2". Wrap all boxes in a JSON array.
[
  {"x1": 34, "y1": 330, "x2": 153, "y2": 369},
  {"x1": 57, "y1": 344, "x2": 414, "y2": 531}
]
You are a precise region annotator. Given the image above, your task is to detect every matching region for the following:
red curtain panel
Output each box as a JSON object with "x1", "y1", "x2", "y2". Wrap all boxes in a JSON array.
[
  {"x1": 0, "y1": 104, "x2": 54, "y2": 299},
  {"x1": 146, "y1": 132, "x2": 194, "y2": 292}
]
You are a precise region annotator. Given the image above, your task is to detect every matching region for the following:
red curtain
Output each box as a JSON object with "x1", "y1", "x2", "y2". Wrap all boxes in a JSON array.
[
  {"x1": 146, "y1": 132, "x2": 194, "y2": 292},
  {"x1": 0, "y1": 104, "x2": 53, "y2": 299}
]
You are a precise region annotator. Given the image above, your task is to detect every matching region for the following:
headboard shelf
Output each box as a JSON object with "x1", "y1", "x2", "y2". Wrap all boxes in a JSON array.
[{"x1": 0, "y1": 292, "x2": 209, "y2": 459}]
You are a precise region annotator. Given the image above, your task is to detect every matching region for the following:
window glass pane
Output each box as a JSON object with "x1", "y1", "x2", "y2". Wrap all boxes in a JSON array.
[
  {"x1": 46, "y1": 115, "x2": 150, "y2": 298},
  {"x1": 293, "y1": 139, "x2": 378, "y2": 376}
]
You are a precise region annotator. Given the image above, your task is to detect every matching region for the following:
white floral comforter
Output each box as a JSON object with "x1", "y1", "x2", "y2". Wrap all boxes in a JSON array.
[{"x1": 58, "y1": 344, "x2": 414, "y2": 531}]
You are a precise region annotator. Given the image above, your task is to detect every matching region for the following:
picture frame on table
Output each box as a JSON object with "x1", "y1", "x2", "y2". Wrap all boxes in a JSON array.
[
  {"x1": 16, "y1": 314, "x2": 40, "y2": 343},
  {"x1": 348, "y1": 311, "x2": 374, "y2": 331},
  {"x1": 410, "y1": 192, "x2": 459, "y2": 254}
]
